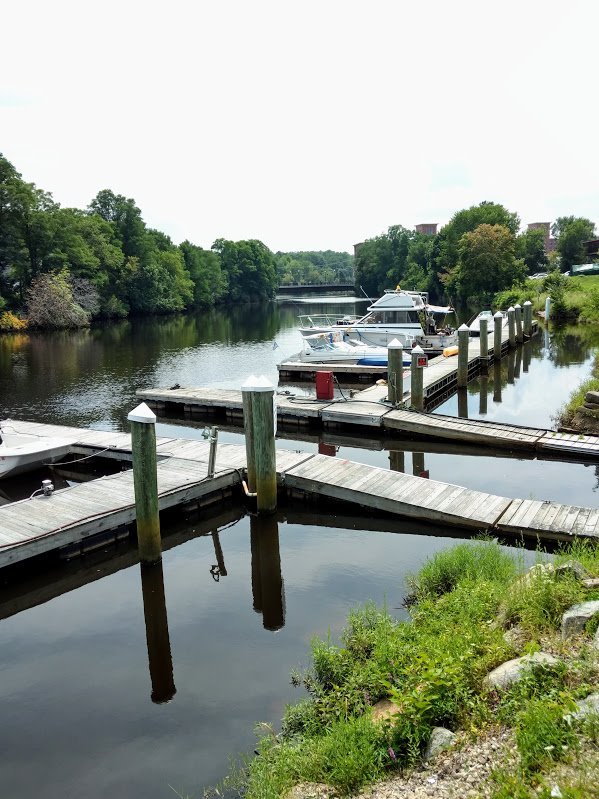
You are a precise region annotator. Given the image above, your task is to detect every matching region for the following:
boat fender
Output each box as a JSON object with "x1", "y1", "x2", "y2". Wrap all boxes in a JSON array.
[{"x1": 443, "y1": 345, "x2": 459, "y2": 357}]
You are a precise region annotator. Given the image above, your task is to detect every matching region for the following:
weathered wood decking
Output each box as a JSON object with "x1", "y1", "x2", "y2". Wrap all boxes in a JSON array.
[
  {"x1": 136, "y1": 385, "x2": 599, "y2": 461},
  {"x1": 0, "y1": 419, "x2": 598, "y2": 569}
]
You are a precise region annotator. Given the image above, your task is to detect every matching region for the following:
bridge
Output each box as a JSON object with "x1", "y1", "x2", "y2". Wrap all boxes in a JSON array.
[{"x1": 276, "y1": 282, "x2": 355, "y2": 295}]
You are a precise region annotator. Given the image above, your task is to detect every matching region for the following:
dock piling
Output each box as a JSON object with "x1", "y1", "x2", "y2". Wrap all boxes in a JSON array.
[
  {"x1": 128, "y1": 402, "x2": 162, "y2": 564},
  {"x1": 523, "y1": 300, "x2": 532, "y2": 337},
  {"x1": 410, "y1": 345, "x2": 425, "y2": 410},
  {"x1": 507, "y1": 307, "x2": 516, "y2": 348},
  {"x1": 493, "y1": 312, "x2": 503, "y2": 359},
  {"x1": 479, "y1": 317, "x2": 489, "y2": 369},
  {"x1": 515, "y1": 304, "x2": 523, "y2": 343},
  {"x1": 387, "y1": 338, "x2": 404, "y2": 406},
  {"x1": 242, "y1": 375, "x2": 277, "y2": 514},
  {"x1": 457, "y1": 324, "x2": 470, "y2": 387}
]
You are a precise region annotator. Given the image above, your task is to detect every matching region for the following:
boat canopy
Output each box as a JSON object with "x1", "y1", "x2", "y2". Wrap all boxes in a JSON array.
[
  {"x1": 367, "y1": 289, "x2": 426, "y2": 313},
  {"x1": 426, "y1": 303, "x2": 454, "y2": 314}
]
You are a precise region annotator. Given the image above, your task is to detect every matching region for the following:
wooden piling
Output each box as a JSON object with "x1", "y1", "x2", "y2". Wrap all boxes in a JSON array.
[
  {"x1": 507, "y1": 307, "x2": 516, "y2": 348},
  {"x1": 523, "y1": 300, "x2": 532, "y2": 337},
  {"x1": 387, "y1": 338, "x2": 404, "y2": 405},
  {"x1": 412, "y1": 451, "x2": 425, "y2": 477},
  {"x1": 515, "y1": 304, "x2": 523, "y2": 343},
  {"x1": 457, "y1": 324, "x2": 470, "y2": 387},
  {"x1": 241, "y1": 382, "x2": 256, "y2": 491},
  {"x1": 493, "y1": 312, "x2": 503, "y2": 360},
  {"x1": 479, "y1": 317, "x2": 489, "y2": 368},
  {"x1": 243, "y1": 375, "x2": 277, "y2": 514},
  {"x1": 128, "y1": 402, "x2": 162, "y2": 564},
  {"x1": 140, "y1": 562, "x2": 176, "y2": 703},
  {"x1": 410, "y1": 345, "x2": 425, "y2": 411}
]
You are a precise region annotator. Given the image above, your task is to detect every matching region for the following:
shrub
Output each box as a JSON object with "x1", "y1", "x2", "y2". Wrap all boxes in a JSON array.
[
  {"x1": 0, "y1": 311, "x2": 28, "y2": 332},
  {"x1": 501, "y1": 569, "x2": 585, "y2": 633},
  {"x1": 26, "y1": 270, "x2": 90, "y2": 329}
]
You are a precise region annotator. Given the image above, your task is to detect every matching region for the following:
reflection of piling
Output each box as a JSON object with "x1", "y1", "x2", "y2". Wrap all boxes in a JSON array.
[
  {"x1": 493, "y1": 360, "x2": 502, "y2": 403},
  {"x1": 457, "y1": 324, "x2": 469, "y2": 387},
  {"x1": 140, "y1": 562, "x2": 176, "y2": 704},
  {"x1": 389, "y1": 450, "x2": 405, "y2": 473},
  {"x1": 507, "y1": 349, "x2": 515, "y2": 384},
  {"x1": 514, "y1": 347, "x2": 522, "y2": 379},
  {"x1": 493, "y1": 312, "x2": 503, "y2": 360},
  {"x1": 128, "y1": 403, "x2": 162, "y2": 564},
  {"x1": 250, "y1": 515, "x2": 285, "y2": 631},
  {"x1": 211, "y1": 531, "x2": 227, "y2": 577},
  {"x1": 387, "y1": 339, "x2": 404, "y2": 406},
  {"x1": 479, "y1": 375, "x2": 488, "y2": 415},
  {"x1": 457, "y1": 387, "x2": 468, "y2": 419},
  {"x1": 523, "y1": 340, "x2": 532, "y2": 373}
]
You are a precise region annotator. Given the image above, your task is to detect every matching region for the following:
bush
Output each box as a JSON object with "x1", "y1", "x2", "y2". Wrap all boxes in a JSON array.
[
  {"x1": 26, "y1": 271, "x2": 90, "y2": 329},
  {"x1": 0, "y1": 311, "x2": 28, "y2": 332}
]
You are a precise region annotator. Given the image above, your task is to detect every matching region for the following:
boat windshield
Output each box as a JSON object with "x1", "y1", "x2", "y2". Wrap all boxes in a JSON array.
[{"x1": 358, "y1": 310, "x2": 420, "y2": 324}]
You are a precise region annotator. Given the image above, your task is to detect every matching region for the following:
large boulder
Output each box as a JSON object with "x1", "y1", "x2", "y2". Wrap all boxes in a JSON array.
[
  {"x1": 424, "y1": 726, "x2": 456, "y2": 761},
  {"x1": 483, "y1": 652, "x2": 561, "y2": 691},
  {"x1": 561, "y1": 600, "x2": 599, "y2": 639}
]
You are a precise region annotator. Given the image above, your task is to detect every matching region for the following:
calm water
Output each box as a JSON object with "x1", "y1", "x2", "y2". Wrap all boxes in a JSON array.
[{"x1": 0, "y1": 300, "x2": 597, "y2": 798}]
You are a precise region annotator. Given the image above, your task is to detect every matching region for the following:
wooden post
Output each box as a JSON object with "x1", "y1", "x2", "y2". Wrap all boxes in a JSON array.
[
  {"x1": 128, "y1": 402, "x2": 162, "y2": 564},
  {"x1": 479, "y1": 317, "x2": 489, "y2": 369},
  {"x1": 412, "y1": 451, "x2": 425, "y2": 477},
  {"x1": 389, "y1": 450, "x2": 405, "y2": 472},
  {"x1": 243, "y1": 375, "x2": 277, "y2": 514},
  {"x1": 507, "y1": 307, "x2": 516, "y2": 348},
  {"x1": 493, "y1": 311, "x2": 503, "y2": 360},
  {"x1": 523, "y1": 300, "x2": 532, "y2": 337},
  {"x1": 410, "y1": 345, "x2": 425, "y2": 410},
  {"x1": 545, "y1": 296, "x2": 551, "y2": 321},
  {"x1": 241, "y1": 380, "x2": 256, "y2": 492},
  {"x1": 387, "y1": 338, "x2": 404, "y2": 406},
  {"x1": 515, "y1": 304, "x2": 523, "y2": 343},
  {"x1": 457, "y1": 323, "x2": 470, "y2": 387}
]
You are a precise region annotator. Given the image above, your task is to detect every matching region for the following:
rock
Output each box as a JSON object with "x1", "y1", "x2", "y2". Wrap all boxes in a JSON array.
[
  {"x1": 554, "y1": 560, "x2": 589, "y2": 580},
  {"x1": 570, "y1": 692, "x2": 599, "y2": 721},
  {"x1": 561, "y1": 600, "x2": 599, "y2": 639},
  {"x1": 424, "y1": 727, "x2": 456, "y2": 761},
  {"x1": 371, "y1": 698, "x2": 402, "y2": 724},
  {"x1": 585, "y1": 391, "x2": 599, "y2": 404},
  {"x1": 483, "y1": 652, "x2": 561, "y2": 691},
  {"x1": 595, "y1": 626, "x2": 599, "y2": 650},
  {"x1": 582, "y1": 577, "x2": 599, "y2": 590},
  {"x1": 583, "y1": 401, "x2": 599, "y2": 411}
]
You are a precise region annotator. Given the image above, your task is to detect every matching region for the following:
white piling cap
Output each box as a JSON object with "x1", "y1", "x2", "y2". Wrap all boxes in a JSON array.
[
  {"x1": 242, "y1": 374, "x2": 274, "y2": 392},
  {"x1": 523, "y1": 300, "x2": 532, "y2": 306},
  {"x1": 411, "y1": 344, "x2": 424, "y2": 354},
  {"x1": 458, "y1": 323, "x2": 470, "y2": 332},
  {"x1": 514, "y1": 303, "x2": 521, "y2": 309},
  {"x1": 494, "y1": 311, "x2": 504, "y2": 318},
  {"x1": 127, "y1": 402, "x2": 156, "y2": 424},
  {"x1": 388, "y1": 338, "x2": 404, "y2": 349},
  {"x1": 507, "y1": 306, "x2": 515, "y2": 312}
]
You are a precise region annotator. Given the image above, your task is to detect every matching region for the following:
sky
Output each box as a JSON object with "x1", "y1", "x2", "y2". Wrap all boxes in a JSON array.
[{"x1": 1, "y1": 0, "x2": 598, "y2": 254}]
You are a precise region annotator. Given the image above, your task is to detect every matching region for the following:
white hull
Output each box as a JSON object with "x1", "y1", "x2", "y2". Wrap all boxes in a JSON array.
[{"x1": 0, "y1": 431, "x2": 75, "y2": 479}]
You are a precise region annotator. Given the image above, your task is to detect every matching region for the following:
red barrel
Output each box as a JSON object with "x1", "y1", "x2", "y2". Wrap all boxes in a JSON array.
[{"x1": 315, "y1": 370, "x2": 334, "y2": 400}]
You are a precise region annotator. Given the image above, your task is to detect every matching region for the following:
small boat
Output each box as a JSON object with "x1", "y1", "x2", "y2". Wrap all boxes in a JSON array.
[
  {"x1": 298, "y1": 288, "x2": 457, "y2": 354},
  {"x1": 468, "y1": 310, "x2": 508, "y2": 336},
  {"x1": 0, "y1": 422, "x2": 76, "y2": 479},
  {"x1": 299, "y1": 332, "x2": 412, "y2": 366}
]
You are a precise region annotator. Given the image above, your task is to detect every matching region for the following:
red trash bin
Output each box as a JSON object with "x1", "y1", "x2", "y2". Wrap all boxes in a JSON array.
[{"x1": 315, "y1": 370, "x2": 334, "y2": 400}]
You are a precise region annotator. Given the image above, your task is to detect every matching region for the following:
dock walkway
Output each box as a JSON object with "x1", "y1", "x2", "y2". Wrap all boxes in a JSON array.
[{"x1": 1, "y1": 419, "x2": 598, "y2": 568}]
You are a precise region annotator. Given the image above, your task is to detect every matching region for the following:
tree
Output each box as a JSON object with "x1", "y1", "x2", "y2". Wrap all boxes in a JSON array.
[
  {"x1": 212, "y1": 239, "x2": 276, "y2": 301},
  {"x1": 552, "y1": 216, "x2": 596, "y2": 270},
  {"x1": 180, "y1": 241, "x2": 227, "y2": 306},
  {"x1": 26, "y1": 270, "x2": 89, "y2": 328},
  {"x1": 354, "y1": 225, "x2": 415, "y2": 295},
  {"x1": 515, "y1": 227, "x2": 548, "y2": 274},
  {"x1": 450, "y1": 224, "x2": 526, "y2": 303}
]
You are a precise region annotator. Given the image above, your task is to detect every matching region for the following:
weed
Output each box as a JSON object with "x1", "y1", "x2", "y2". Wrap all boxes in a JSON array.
[{"x1": 515, "y1": 699, "x2": 579, "y2": 774}]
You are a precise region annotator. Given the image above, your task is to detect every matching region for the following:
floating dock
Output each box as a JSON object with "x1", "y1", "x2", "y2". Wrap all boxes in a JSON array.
[{"x1": 1, "y1": 418, "x2": 599, "y2": 570}]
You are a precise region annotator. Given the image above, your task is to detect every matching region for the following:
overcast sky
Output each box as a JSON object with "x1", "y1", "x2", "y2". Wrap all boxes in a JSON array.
[{"x1": 1, "y1": 0, "x2": 597, "y2": 253}]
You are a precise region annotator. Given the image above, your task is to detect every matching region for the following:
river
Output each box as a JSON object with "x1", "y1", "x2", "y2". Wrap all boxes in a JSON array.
[{"x1": 0, "y1": 298, "x2": 597, "y2": 798}]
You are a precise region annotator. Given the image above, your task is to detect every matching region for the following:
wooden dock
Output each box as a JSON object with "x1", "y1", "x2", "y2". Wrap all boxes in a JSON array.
[
  {"x1": 1, "y1": 418, "x2": 599, "y2": 569},
  {"x1": 136, "y1": 385, "x2": 599, "y2": 461}
]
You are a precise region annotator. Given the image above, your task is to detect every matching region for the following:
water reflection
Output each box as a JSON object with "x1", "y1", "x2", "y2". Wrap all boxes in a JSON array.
[
  {"x1": 389, "y1": 450, "x2": 405, "y2": 472},
  {"x1": 210, "y1": 531, "x2": 228, "y2": 580},
  {"x1": 479, "y1": 375, "x2": 488, "y2": 415},
  {"x1": 140, "y1": 562, "x2": 176, "y2": 704},
  {"x1": 250, "y1": 515, "x2": 285, "y2": 631},
  {"x1": 493, "y1": 360, "x2": 502, "y2": 403}
]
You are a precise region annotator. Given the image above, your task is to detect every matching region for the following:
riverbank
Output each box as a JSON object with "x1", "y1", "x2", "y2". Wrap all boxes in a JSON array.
[
  {"x1": 219, "y1": 539, "x2": 599, "y2": 799},
  {"x1": 559, "y1": 351, "x2": 599, "y2": 434}
]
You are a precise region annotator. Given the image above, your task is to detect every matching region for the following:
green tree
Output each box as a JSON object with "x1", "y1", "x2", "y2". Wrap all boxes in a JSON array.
[
  {"x1": 516, "y1": 227, "x2": 548, "y2": 274},
  {"x1": 450, "y1": 224, "x2": 526, "y2": 303},
  {"x1": 354, "y1": 225, "x2": 415, "y2": 295},
  {"x1": 212, "y1": 239, "x2": 276, "y2": 301},
  {"x1": 180, "y1": 241, "x2": 227, "y2": 306},
  {"x1": 552, "y1": 216, "x2": 596, "y2": 270}
]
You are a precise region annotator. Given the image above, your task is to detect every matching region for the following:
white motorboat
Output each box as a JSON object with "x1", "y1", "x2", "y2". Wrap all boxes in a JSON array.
[
  {"x1": 0, "y1": 423, "x2": 76, "y2": 479},
  {"x1": 298, "y1": 288, "x2": 457, "y2": 353},
  {"x1": 468, "y1": 310, "x2": 508, "y2": 336},
  {"x1": 299, "y1": 332, "x2": 412, "y2": 366}
]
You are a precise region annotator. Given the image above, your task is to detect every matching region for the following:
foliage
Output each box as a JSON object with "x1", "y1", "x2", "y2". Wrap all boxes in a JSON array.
[
  {"x1": 447, "y1": 224, "x2": 526, "y2": 304},
  {"x1": 275, "y1": 250, "x2": 354, "y2": 286},
  {"x1": 558, "y1": 351, "x2": 599, "y2": 426},
  {"x1": 552, "y1": 216, "x2": 596, "y2": 271},
  {"x1": 515, "y1": 699, "x2": 579, "y2": 774},
  {"x1": 212, "y1": 238, "x2": 276, "y2": 302},
  {"x1": 0, "y1": 310, "x2": 27, "y2": 331},
  {"x1": 26, "y1": 270, "x2": 89, "y2": 328},
  {"x1": 516, "y1": 227, "x2": 548, "y2": 274}
]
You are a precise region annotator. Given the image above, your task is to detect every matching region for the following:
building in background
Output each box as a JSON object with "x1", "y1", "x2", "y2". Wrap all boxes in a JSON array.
[
  {"x1": 415, "y1": 223, "x2": 438, "y2": 236},
  {"x1": 527, "y1": 222, "x2": 557, "y2": 253}
]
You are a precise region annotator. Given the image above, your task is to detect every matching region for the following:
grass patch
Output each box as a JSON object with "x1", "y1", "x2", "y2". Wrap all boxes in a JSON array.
[{"x1": 217, "y1": 540, "x2": 599, "y2": 798}]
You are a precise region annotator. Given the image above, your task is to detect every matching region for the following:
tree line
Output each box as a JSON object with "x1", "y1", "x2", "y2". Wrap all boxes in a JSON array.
[
  {"x1": 0, "y1": 154, "x2": 351, "y2": 330},
  {"x1": 355, "y1": 202, "x2": 596, "y2": 307}
]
